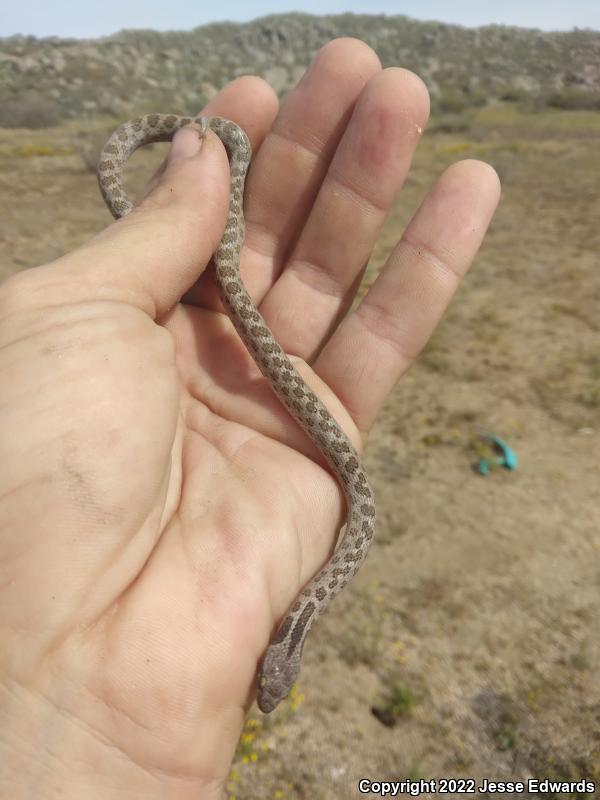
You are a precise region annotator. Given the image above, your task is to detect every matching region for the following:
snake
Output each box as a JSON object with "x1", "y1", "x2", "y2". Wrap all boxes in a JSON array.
[{"x1": 97, "y1": 114, "x2": 376, "y2": 713}]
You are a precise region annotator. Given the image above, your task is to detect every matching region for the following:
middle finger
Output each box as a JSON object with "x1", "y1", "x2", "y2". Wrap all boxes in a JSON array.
[{"x1": 257, "y1": 62, "x2": 430, "y2": 362}]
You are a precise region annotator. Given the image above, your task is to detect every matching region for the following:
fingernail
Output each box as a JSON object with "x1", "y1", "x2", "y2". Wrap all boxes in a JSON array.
[{"x1": 167, "y1": 126, "x2": 203, "y2": 163}]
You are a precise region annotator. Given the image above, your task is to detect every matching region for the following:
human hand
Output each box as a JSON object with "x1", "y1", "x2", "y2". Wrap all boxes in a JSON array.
[{"x1": 0, "y1": 38, "x2": 500, "y2": 799}]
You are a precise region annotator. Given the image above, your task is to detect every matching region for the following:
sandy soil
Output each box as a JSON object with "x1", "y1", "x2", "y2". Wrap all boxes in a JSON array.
[{"x1": 1, "y1": 104, "x2": 598, "y2": 799}]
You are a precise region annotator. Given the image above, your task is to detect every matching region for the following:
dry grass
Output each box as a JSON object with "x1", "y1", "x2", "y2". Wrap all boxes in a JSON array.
[{"x1": 1, "y1": 103, "x2": 598, "y2": 798}]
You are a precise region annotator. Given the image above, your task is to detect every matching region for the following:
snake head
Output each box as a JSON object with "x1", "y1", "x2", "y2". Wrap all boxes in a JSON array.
[{"x1": 256, "y1": 644, "x2": 301, "y2": 713}]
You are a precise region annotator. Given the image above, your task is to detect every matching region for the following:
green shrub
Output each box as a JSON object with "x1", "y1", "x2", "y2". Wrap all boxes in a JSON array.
[
  {"x1": 544, "y1": 89, "x2": 600, "y2": 111},
  {"x1": 436, "y1": 89, "x2": 468, "y2": 113},
  {"x1": 0, "y1": 94, "x2": 63, "y2": 129},
  {"x1": 499, "y1": 86, "x2": 530, "y2": 103}
]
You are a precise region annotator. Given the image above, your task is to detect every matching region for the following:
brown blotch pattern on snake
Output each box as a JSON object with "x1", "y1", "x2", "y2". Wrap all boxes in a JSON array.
[{"x1": 97, "y1": 113, "x2": 376, "y2": 713}]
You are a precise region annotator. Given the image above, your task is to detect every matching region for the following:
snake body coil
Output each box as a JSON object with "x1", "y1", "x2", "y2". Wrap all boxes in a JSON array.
[{"x1": 98, "y1": 114, "x2": 376, "y2": 712}]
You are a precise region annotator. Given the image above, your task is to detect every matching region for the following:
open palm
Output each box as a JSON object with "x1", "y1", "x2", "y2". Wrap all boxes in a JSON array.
[{"x1": 0, "y1": 39, "x2": 499, "y2": 799}]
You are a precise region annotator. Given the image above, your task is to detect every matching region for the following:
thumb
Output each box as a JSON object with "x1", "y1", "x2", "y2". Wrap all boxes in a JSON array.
[{"x1": 50, "y1": 126, "x2": 233, "y2": 318}]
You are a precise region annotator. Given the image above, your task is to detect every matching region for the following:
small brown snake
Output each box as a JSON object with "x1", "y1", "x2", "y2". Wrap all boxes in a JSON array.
[{"x1": 97, "y1": 114, "x2": 376, "y2": 712}]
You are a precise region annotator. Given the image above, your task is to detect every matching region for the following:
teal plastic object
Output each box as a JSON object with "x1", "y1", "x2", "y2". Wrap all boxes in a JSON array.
[
  {"x1": 476, "y1": 432, "x2": 517, "y2": 475},
  {"x1": 477, "y1": 459, "x2": 490, "y2": 476}
]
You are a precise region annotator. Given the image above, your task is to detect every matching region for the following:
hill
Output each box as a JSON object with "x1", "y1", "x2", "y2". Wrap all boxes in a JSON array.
[{"x1": 1, "y1": 12, "x2": 599, "y2": 127}]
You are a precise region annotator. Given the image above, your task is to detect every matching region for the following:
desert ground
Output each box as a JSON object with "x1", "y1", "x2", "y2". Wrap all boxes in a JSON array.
[{"x1": 1, "y1": 103, "x2": 598, "y2": 798}]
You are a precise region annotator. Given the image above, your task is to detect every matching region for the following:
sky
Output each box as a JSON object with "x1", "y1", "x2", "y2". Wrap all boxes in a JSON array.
[{"x1": 1, "y1": 0, "x2": 598, "y2": 38}]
